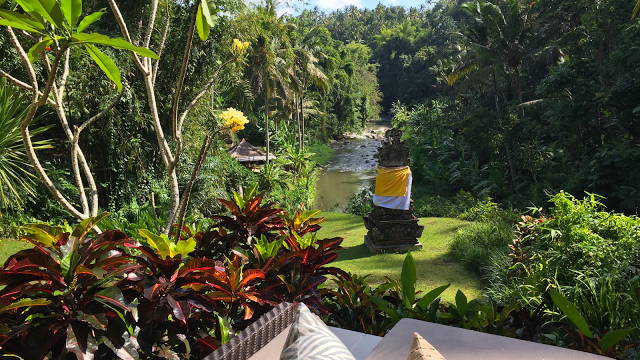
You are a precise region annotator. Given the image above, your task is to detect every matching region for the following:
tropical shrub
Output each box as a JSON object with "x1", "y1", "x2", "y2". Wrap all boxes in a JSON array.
[
  {"x1": 481, "y1": 192, "x2": 640, "y2": 357},
  {"x1": 191, "y1": 184, "x2": 285, "y2": 259},
  {"x1": 0, "y1": 214, "x2": 142, "y2": 359},
  {"x1": 488, "y1": 192, "x2": 640, "y2": 299},
  {"x1": 345, "y1": 187, "x2": 374, "y2": 216},
  {"x1": 549, "y1": 288, "x2": 638, "y2": 357},
  {"x1": 0, "y1": 185, "x2": 349, "y2": 359}
]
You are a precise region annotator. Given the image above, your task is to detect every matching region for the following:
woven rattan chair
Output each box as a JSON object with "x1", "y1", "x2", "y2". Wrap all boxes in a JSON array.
[{"x1": 204, "y1": 302, "x2": 295, "y2": 360}]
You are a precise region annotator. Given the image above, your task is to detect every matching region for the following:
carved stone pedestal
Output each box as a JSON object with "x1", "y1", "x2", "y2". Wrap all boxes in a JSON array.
[
  {"x1": 363, "y1": 128, "x2": 424, "y2": 253},
  {"x1": 364, "y1": 204, "x2": 423, "y2": 253}
]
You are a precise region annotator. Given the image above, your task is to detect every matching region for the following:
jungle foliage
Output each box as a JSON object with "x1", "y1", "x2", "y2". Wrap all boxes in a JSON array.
[{"x1": 310, "y1": 0, "x2": 640, "y2": 214}]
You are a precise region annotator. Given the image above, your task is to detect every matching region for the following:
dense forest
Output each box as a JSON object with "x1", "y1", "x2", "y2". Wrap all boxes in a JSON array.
[
  {"x1": 0, "y1": 0, "x2": 639, "y2": 235},
  {"x1": 312, "y1": 0, "x2": 640, "y2": 213}
]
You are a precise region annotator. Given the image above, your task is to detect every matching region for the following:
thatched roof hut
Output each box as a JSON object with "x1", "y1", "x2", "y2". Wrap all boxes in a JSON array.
[{"x1": 227, "y1": 139, "x2": 276, "y2": 163}]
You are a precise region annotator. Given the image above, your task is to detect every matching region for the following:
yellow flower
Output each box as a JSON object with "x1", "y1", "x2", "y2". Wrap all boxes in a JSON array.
[
  {"x1": 221, "y1": 107, "x2": 248, "y2": 133},
  {"x1": 231, "y1": 39, "x2": 249, "y2": 54}
]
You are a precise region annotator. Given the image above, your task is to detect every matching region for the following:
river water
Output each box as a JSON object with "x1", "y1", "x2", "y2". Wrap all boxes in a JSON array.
[{"x1": 313, "y1": 121, "x2": 390, "y2": 211}]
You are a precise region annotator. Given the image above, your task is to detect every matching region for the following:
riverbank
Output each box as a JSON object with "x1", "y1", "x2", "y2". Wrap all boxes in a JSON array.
[
  {"x1": 317, "y1": 212, "x2": 483, "y2": 303},
  {"x1": 308, "y1": 143, "x2": 334, "y2": 165}
]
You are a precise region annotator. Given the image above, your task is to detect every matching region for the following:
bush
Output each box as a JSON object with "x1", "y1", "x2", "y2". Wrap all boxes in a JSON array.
[
  {"x1": 449, "y1": 221, "x2": 514, "y2": 276},
  {"x1": 457, "y1": 200, "x2": 519, "y2": 224},
  {"x1": 481, "y1": 191, "x2": 640, "y2": 356},
  {"x1": 414, "y1": 191, "x2": 516, "y2": 224},
  {"x1": 345, "y1": 187, "x2": 374, "y2": 216},
  {"x1": 518, "y1": 192, "x2": 640, "y2": 284},
  {"x1": 0, "y1": 184, "x2": 348, "y2": 359}
]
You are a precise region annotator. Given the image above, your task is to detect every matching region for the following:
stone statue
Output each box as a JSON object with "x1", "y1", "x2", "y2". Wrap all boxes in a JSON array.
[{"x1": 364, "y1": 128, "x2": 424, "y2": 253}]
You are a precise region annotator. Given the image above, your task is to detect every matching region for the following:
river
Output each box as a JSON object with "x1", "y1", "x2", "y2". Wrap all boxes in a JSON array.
[{"x1": 313, "y1": 121, "x2": 390, "y2": 211}]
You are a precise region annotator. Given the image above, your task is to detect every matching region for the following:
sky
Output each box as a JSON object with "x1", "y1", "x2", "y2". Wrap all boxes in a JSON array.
[{"x1": 277, "y1": 0, "x2": 429, "y2": 16}]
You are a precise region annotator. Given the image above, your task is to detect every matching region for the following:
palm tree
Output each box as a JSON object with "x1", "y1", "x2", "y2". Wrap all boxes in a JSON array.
[
  {"x1": 0, "y1": 81, "x2": 52, "y2": 212},
  {"x1": 289, "y1": 26, "x2": 329, "y2": 150},
  {"x1": 448, "y1": 0, "x2": 555, "y2": 194},
  {"x1": 246, "y1": 0, "x2": 292, "y2": 164},
  {"x1": 460, "y1": 0, "x2": 553, "y2": 119}
]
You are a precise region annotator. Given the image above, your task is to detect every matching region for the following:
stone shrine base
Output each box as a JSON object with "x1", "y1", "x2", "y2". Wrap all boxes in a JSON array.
[
  {"x1": 364, "y1": 234, "x2": 423, "y2": 254},
  {"x1": 363, "y1": 205, "x2": 424, "y2": 254}
]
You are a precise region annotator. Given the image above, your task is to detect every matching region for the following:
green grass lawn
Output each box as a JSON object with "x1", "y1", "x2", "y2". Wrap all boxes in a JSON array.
[
  {"x1": 0, "y1": 238, "x2": 30, "y2": 264},
  {"x1": 317, "y1": 212, "x2": 482, "y2": 303}
]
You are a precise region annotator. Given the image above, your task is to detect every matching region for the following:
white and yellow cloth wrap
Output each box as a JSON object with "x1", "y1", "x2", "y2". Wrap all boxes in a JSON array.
[{"x1": 373, "y1": 166, "x2": 412, "y2": 210}]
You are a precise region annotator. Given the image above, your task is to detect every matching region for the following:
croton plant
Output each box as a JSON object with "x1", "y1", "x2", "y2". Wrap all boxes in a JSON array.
[{"x1": 0, "y1": 185, "x2": 349, "y2": 359}]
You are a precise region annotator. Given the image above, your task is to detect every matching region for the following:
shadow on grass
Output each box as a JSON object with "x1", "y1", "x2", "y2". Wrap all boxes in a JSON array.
[{"x1": 337, "y1": 243, "x2": 369, "y2": 261}]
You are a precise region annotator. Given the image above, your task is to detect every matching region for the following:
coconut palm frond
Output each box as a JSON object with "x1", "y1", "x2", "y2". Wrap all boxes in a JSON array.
[{"x1": 0, "y1": 80, "x2": 53, "y2": 211}]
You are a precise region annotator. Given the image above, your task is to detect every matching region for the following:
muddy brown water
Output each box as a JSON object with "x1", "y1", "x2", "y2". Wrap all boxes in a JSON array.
[{"x1": 313, "y1": 121, "x2": 390, "y2": 211}]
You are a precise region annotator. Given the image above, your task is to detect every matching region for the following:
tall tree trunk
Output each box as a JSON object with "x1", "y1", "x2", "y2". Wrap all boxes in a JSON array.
[
  {"x1": 493, "y1": 70, "x2": 518, "y2": 195},
  {"x1": 174, "y1": 133, "x2": 214, "y2": 242},
  {"x1": 492, "y1": 71, "x2": 501, "y2": 115},
  {"x1": 296, "y1": 93, "x2": 301, "y2": 151},
  {"x1": 514, "y1": 67, "x2": 525, "y2": 120},
  {"x1": 300, "y1": 92, "x2": 305, "y2": 151},
  {"x1": 265, "y1": 86, "x2": 270, "y2": 166},
  {"x1": 274, "y1": 109, "x2": 278, "y2": 135}
]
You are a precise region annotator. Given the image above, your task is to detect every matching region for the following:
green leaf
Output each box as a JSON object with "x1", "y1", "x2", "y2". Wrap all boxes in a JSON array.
[
  {"x1": 598, "y1": 329, "x2": 632, "y2": 351},
  {"x1": 174, "y1": 238, "x2": 196, "y2": 257},
  {"x1": 218, "y1": 315, "x2": 230, "y2": 344},
  {"x1": 550, "y1": 289, "x2": 593, "y2": 338},
  {"x1": 60, "y1": 248, "x2": 80, "y2": 282},
  {"x1": 0, "y1": 18, "x2": 41, "y2": 32},
  {"x1": 0, "y1": 298, "x2": 51, "y2": 313},
  {"x1": 84, "y1": 43, "x2": 122, "y2": 92},
  {"x1": 71, "y1": 217, "x2": 94, "y2": 240},
  {"x1": 76, "y1": 10, "x2": 104, "y2": 33},
  {"x1": 400, "y1": 252, "x2": 416, "y2": 307},
  {"x1": 0, "y1": 9, "x2": 45, "y2": 30},
  {"x1": 90, "y1": 211, "x2": 112, "y2": 230},
  {"x1": 200, "y1": 0, "x2": 216, "y2": 26},
  {"x1": 21, "y1": 223, "x2": 65, "y2": 247},
  {"x1": 195, "y1": 3, "x2": 210, "y2": 41},
  {"x1": 73, "y1": 33, "x2": 158, "y2": 59},
  {"x1": 455, "y1": 290, "x2": 469, "y2": 315},
  {"x1": 15, "y1": 0, "x2": 64, "y2": 28},
  {"x1": 60, "y1": 0, "x2": 81, "y2": 28},
  {"x1": 415, "y1": 284, "x2": 450, "y2": 310},
  {"x1": 233, "y1": 191, "x2": 244, "y2": 210},
  {"x1": 95, "y1": 287, "x2": 131, "y2": 312},
  {"x1": 138, "y1": 229, "x2": 171, "y2": 259},
  {"x1": 371, "y1": 296, "x2": 400, "y2": 323}
]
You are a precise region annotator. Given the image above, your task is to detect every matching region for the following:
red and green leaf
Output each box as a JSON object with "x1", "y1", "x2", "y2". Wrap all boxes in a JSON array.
[
  {"x1": 66, "y1": 322, "x2": 98, "y2": 360},
  {"x1": 95, "y1": 287, "x2": 130, "y2": 312},
  {"x1": 166, "y1": 295, "x2": 190, "y2": 323}
]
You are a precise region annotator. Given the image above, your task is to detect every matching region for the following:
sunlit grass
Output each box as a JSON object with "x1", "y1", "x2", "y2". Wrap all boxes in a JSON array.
[
  {"x1": 0, "y1": 238, "x2": 31, "y2": 264},
  {"x1": 317, "y1": 212, "x2": 483, "y2": 303}
]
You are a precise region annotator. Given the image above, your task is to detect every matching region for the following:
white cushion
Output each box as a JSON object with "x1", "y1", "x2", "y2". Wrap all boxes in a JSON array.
[{"x1": 279, "y1": 303, "x2": 356, "y2": 360}]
